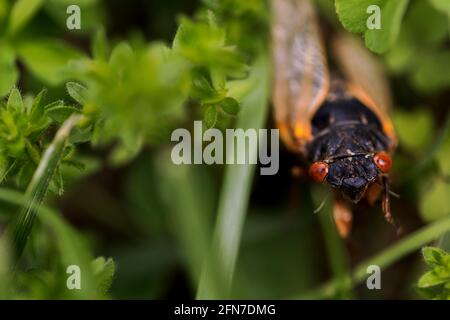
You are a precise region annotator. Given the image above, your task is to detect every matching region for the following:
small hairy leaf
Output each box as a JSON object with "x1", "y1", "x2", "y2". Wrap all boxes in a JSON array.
[
  {"x1": 7, "y1": 88, "x2": 23, "y2": 111},
  {"x1": 91, "y1": 257, "x2": 116, "y2": 295},
  {"x1": 29, "y1": 89, "x2": 47, "y2": 123},
  {"x1": 204, "y1": 105, "x2": 217, "y2": 128},
  {"x1": 66, "y1": 82, "x2": 87, "y2": 105}
]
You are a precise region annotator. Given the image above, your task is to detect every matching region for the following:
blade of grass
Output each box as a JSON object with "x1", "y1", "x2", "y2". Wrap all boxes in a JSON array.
[
  {"x1": 156, "y1": 152, "x2": 216, "y2": 289},
  {"x1": 197, "y1": 54, "x2": 270, "y2": 299},
  {"x1": 294, "y1": 215, "x2": 450, "y2": 299},
  {"x1": 6, "y1": 115, "x2": 81, "y2": 261}
]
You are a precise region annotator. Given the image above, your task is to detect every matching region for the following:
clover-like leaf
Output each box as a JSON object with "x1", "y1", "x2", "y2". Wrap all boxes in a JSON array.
[
  {"x1": 335, "y1": 0, "x2": 409, "y2": 53},
  {"x1": 420, "y1": 179, "x2": 450, "y2": 222},
  {"x1": 394, "y1": 109, "x2": 434, "y2": 151}
]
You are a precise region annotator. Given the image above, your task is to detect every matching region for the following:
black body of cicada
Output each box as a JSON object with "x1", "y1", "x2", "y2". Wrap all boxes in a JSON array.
[{"x1": 308, "y1": 88, "x2": 391, "y2": 202}]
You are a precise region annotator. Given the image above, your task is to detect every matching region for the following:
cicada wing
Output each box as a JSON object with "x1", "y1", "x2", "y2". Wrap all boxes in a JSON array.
[
  {"x1": 332, "y1": 33, "x2": 397, "y2": 148},
  {"x1": 271, "y1": 0, "x2": 330, "y2": 154}
]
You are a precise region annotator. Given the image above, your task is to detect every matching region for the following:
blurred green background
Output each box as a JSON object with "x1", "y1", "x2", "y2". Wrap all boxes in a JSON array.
[{"x1": 0, "y1": 0, "x2": 449, "y2": 299}]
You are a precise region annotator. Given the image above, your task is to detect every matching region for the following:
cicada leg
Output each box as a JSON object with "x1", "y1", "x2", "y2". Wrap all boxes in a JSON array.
[
  {"x1": 382, "y1": 176, "x2": 403, "y2": 235},
  {"x1": 333, "y1": 197, "x2": 353, "y2": 238}
]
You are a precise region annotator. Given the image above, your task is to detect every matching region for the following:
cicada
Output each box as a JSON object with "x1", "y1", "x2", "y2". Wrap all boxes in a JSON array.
[{"x1": 271, "y1": 0, "x2": 398, "y2": 237}]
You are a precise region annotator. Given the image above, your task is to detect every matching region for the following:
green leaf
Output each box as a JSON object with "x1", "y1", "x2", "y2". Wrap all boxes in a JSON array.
[
  {"x1": 8, "y1": 0, "x2": 44, "y2": 35},
  {"x1": 204, "y1": 105, "x2": 217, "y2": 128},
  {"x1": 412, "y1": 51, "x2": 450, "y2": 93},
  {"x1": 7, "y1": 88, "x2": 24, "y2": 111},
  {"x1": 420, "y1": 179, "x2": 450, "y2": 222},
  {"x1": 66, "y1": 82, "x2": 87, "y2": 105},
  {"x1": 418, "y1": 270, "x2": 448, "y2": 288},
  {"x1": 16, "y1": 39, "x2": 84, "y2": 86},
  {"x1": 422, "y1": 247, "x2": 448, "y2": 267},
  {"x1": 420, "y1": 179, "x2": 450, "y2": 221},
  {"x1": 15, "y1": 161, "x2": 35, "y2": 190},
  {"x1": 335, "y1": 0, "x2": 384, "y2": 33},
  {"x1": 92, "y1": 257, "x2": 115, "y2": 295},
  {"x1": 173, "y1": 13, "x2": 248, "y2": 77},
  {"x1": 46, "y1": 105, "x2": 81, "y2": 124},
  {"x1": 394, "y1": 109, "x2": 434, "y2": 152},
  {"x1": 220, "y1": 97, "x2": 239, "y2": 115},
  {"x1": 26, "y1": 141, "x2": 41, "y2": 165},
  {"x1": 417, "y1": 247, "x2": 450, "y2": 298},
  {"x1": 0, "y1": 46, "x2": 18, "y2": 97},
  {"x1": 190, "y1": 73, "x2": 218, "y2": 101},
  {"x1": 335, "y1": 0, "x2": 409, "y2": 53},
  {"x1": 29, "y1": 89, "x2": 47, "y2": 123}
]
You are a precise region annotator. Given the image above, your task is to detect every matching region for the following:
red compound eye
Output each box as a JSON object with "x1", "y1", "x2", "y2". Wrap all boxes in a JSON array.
[
  {"x1": 374, "y1": 151, "x2": 392, "y2": 173},
  {"x1": 309, "y1": 161, "x2": 329, "y2": 183}
]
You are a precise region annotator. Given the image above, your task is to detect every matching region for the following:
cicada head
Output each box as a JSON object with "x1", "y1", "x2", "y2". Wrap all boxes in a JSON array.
[
  {"x1": 326, "y1": 156, "x2": 379, "y2": 202},
  {"x1": 310, "y1": 151, "x2": 393, "y2": 203}
]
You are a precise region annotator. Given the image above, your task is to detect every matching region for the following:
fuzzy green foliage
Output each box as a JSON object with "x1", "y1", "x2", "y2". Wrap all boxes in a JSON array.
[
  {"x1": 63, "y1": 11, "x2": 249, "y2": 165},
  {"x1": 0, "y1": 88, "x2": 80, "y2": 192},
  {"x1": 0, "y1": 0, "x2": 449, "y2": 300},
  {"x1": 417, "y1": 247, "x2": 450, "y2": 299}
]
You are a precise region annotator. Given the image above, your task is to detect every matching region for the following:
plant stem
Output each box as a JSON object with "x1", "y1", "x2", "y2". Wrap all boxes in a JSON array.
[
  {"x1": 196, "y1": 54, "x2": 270, "y2": 299},
  {"x1": 294, "y1": 215, "x2": 450, "y2": 299},
  {"x1": 6, "y1": 115, "x2": 81, "y2": 262},
  {"x1": 314, "y1": 187, "x2": 353, "y2": 299}
]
